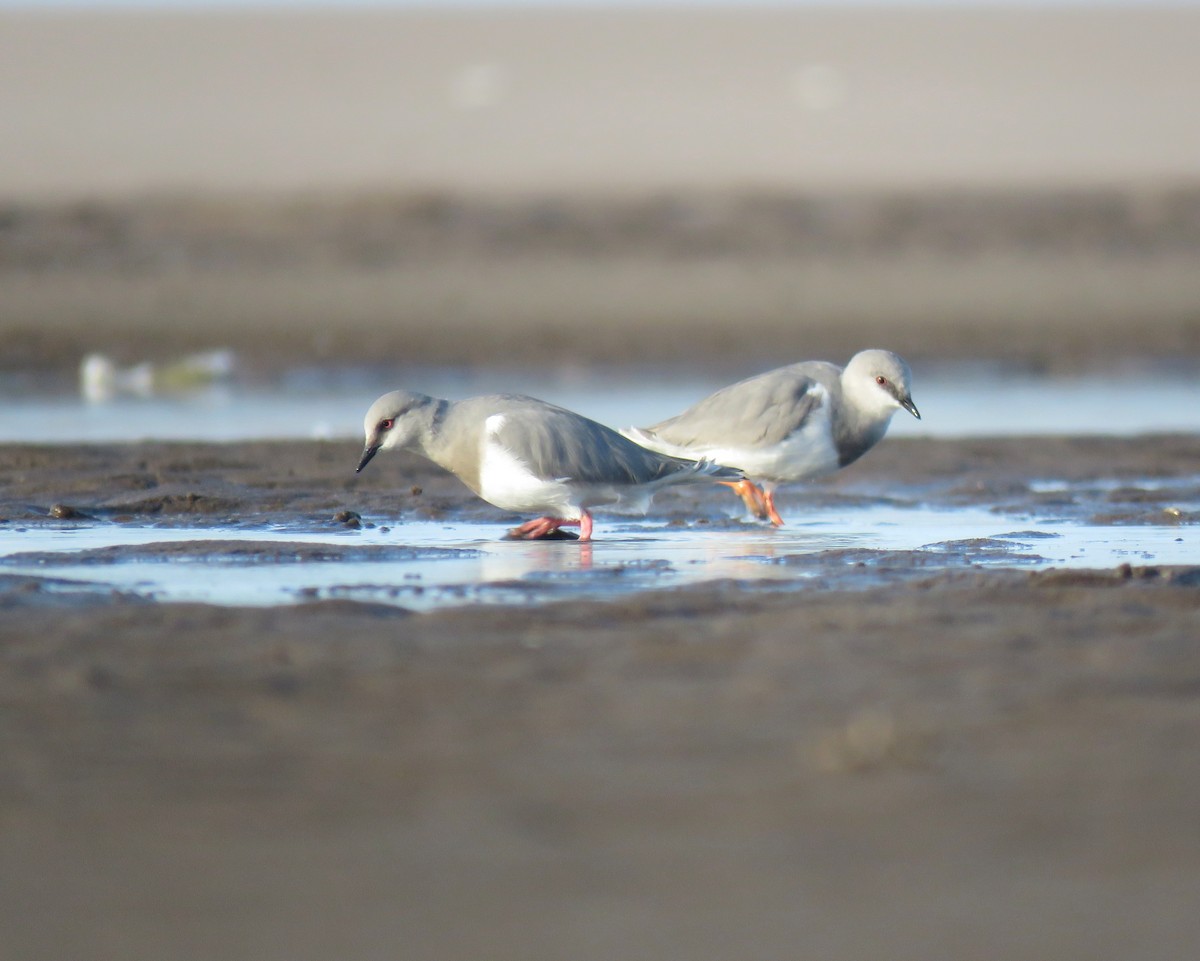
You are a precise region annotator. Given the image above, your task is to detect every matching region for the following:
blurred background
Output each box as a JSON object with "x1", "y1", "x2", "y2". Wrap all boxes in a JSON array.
[{"x1": 1, "y1": 0, "x2": 1199, "y2": 431}]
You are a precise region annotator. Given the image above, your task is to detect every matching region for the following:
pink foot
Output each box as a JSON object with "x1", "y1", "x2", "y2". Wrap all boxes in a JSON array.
[
  {"x1": 507, "y1": 511, "x2": 593, "y2": 542},
  {"x1": 509, "y1": 516, "x2": 563, "y2": 539},
  {"x1": 504, "y1": 508, "x2": 592, "y2": 539}
]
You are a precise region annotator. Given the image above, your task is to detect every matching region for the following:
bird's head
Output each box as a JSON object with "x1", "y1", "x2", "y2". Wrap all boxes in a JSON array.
[
  {"x1": 356, "y1": 390, "x2": 430, "y2": 473},
  {"x1": 843, "y1": 349, "x2": 920, "y2": 422}
]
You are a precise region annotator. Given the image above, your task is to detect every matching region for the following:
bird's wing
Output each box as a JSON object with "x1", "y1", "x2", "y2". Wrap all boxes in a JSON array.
[
  {"x1": 491, "y1": 397, "x2": 698, "y2": 486},
  {"x1": 645, "y1": 367, "x2": 829, "y2": 451}
]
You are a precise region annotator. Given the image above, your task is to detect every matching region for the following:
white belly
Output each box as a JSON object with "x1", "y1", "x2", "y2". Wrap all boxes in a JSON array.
[
  {"x1": 704, "y1": 417, "x2": 839, "y2": 484},
  {"x1": 625, "y1": 412, "x2": 838, "y2": 485},
  {"x1": 477, "y1": 424, "x2": 581, "y2": 517}
]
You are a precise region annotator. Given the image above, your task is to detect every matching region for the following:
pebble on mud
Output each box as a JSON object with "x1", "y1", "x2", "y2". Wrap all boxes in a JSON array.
[
  {"x1": 48, "y1": 504, "x2": 89, "y2": 520},
  {"x1": 333, "y1": 510, "x2": 362, "y2": 528}
]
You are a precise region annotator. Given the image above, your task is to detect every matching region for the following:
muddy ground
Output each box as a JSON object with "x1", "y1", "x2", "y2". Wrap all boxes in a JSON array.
[{"x1": 2, "y1": 434, "x2": 1199, "y2": 961}]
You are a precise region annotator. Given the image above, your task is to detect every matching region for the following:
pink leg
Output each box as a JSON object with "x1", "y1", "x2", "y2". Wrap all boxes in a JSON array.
[
  {"x1": 509, "y1": 516, "x2": 562, "y2": 539},
  {"x1": 507, "y1": 515, "x2": 592, "y2": 541}
]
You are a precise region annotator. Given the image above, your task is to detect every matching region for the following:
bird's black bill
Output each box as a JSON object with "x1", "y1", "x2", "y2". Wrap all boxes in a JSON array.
[
  {"x1": 901, "y1": 398, "x2": 921, "y2": 420},
  {"x1": 356, "y1": 445, "x2": 380, "y2": 473}
]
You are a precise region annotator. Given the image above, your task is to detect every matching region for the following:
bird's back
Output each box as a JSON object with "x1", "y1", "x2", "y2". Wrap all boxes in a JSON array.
[
  {"x1": 457, "y1": 394, "x2": 712, "y2": 487},
  {"x1": 646, "y1": 361, "x2": 841, "y2": 450}
]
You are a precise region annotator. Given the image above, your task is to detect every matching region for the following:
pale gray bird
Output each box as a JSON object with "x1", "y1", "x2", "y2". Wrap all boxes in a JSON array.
[
  {"x1": 356, "y1": 390, "x2": 742, "y2": 541},
  {"x1": 622, "y1": 349, "x2": 920, "y2": 526}
]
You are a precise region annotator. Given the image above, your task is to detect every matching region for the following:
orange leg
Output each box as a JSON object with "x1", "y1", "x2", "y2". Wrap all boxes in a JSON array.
[
  {"x1": 719, "y1": 479, "x2": 784, "y2": 527},
  {"x1": 761, "y1": 489, "x2": 784, "y2": 527},
  {"x1": 719, "y1": 478, "x2": 768, "y2": 518}
]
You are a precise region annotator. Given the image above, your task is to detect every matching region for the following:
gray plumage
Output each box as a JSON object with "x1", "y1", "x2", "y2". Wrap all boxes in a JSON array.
[
  {"x1": 622, "y1": 350, "x2": 919, "y2": 524},
  {"x1": 645, "y1": 365, "x2": 832, "y2": 466},
  {"x1": 357, "y1": 390, "x2": 741, "y2": 540}
]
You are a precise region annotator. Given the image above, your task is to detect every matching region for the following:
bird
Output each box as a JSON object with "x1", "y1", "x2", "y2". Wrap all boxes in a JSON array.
[
  {"x1": 621, "y1": 349, "x2": 920, "y2": 526},
  {"x1": 355, "y1": 390, "x2": 743, "y2": 541}
]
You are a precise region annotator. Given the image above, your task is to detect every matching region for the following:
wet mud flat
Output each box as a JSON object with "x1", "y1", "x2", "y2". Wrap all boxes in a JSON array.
[
  {"x1": 7, "y1": 187, "x2": 1200, "y2": 379},
  {"x1": 3, "y1": 434, "x2": 1200, "y2": 959}
]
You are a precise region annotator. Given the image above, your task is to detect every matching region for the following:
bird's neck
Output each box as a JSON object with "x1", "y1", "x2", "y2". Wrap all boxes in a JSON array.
[
  {"x1": 417, "y1": 399, "x2": 485, "y2": 492},
  {"x1": 409, "y1": 398, "x2": 452, "y2": 459},
  {"x1": 832, "y1": 375, "x2": 895, "y2": 467}
]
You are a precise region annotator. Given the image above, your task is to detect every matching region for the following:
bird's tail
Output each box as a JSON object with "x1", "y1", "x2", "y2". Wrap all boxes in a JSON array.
[
  {"x1": 620, "y1": 425, "x2": 690, "y2": 459},
  {"x1": 681, "y1": 457, "x2": 743, "y2": 483}
]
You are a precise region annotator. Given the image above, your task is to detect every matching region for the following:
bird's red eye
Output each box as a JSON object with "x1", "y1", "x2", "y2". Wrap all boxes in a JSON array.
[
  {"x1": 875, "y1": 376, "x2": 888, "y2": 386},
  {"x1": 379, "y1": 418, "x2": 394, "y2": 431}
]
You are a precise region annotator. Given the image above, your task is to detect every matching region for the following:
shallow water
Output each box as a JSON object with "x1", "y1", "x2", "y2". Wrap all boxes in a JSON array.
[
  {"x1": 1, "y1": 366, "x2": 1199, "y2": 443},
  {"x1": 2, "y1": 499, "x2": 1193, "y2": 611},
  {"x1": 3, "y1": 363, "x2": 1196, "y2": 609}
]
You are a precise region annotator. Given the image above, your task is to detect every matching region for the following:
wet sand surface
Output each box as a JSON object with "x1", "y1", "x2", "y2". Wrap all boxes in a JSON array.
[{"x1": 3, "y1": 435, "x2": 1200, "y2": 960}]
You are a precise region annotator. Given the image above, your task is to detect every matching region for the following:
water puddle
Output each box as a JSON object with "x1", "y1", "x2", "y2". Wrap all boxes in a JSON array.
[
  {"x1": 1, "y1": 365, "x2": 1199, "y2": 443},
  {"x1": 1, "y1": 501, "x2": 1193, "y2": 611}
]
